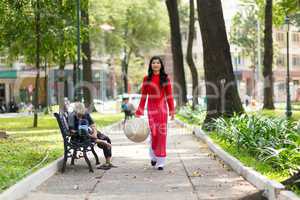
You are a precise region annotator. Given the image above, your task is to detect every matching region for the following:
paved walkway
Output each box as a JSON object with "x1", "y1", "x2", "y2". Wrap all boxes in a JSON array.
[{"x1": 22, "y1": 121, "x2": 258, "y2": 200}]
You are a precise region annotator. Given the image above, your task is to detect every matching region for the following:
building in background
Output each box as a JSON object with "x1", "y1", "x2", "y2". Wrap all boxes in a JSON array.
[
  {"x1": 179, "y1": 0, "x2": 300, "y2": 104},
  {"x1": 0, "y1": 57, "x2": 112, "y2": 108}
]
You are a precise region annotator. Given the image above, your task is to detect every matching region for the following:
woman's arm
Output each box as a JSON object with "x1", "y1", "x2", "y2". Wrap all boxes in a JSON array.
[
  {"x1": 165, "y1": 77, "x2": 175, "y2": 118},
  {"x1": 135, "y1": 76, "x2": 148, "y2": 116}
]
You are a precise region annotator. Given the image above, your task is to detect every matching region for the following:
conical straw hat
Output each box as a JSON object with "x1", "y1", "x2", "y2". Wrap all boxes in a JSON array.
[{"x1": 123, "y1": 117, "x2": 150, "y2": 143}]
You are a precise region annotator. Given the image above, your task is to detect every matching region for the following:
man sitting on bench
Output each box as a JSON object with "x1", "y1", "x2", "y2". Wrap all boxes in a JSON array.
[{"x1": 68, "y1": 102, "x2": 115, "y2": 170}]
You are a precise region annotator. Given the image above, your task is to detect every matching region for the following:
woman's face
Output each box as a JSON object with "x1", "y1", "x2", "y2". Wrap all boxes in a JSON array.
[{"x1": 151, "y1": 59, "x2": 161, "y2": 72}]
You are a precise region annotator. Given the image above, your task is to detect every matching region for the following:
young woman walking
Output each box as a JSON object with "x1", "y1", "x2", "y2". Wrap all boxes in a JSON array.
[{"x1": 135, "y1": 56, "x2": 175, "y2": 170}]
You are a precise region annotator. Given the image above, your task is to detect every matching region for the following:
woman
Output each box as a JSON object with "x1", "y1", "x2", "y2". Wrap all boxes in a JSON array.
[{"x1": 135, "y1": 56, "x2": 175, "y2": 170}]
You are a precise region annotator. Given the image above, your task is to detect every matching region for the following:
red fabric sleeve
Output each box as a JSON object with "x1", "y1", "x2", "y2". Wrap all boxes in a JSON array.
[
  {"x1": 165, "y1": 77, "x2": 175, "y2": 115},
  {"x1": 135, "y1": 76, "x2": 148, "y2": 116}
]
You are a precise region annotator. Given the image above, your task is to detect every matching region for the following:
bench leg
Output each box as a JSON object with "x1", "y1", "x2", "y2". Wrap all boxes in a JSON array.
[
  {"x1": 61, "y1": 151, "x2": 68, "y2": 173},
  {"x1": 83, "y1": 149, "x2": 93, "y2": 173},
  {"x1": 71, "y1": 149, "x2": 77, "y2": 165},
  {"x1": 91, "y1": 146, "x2": 100, "y2": 165}
]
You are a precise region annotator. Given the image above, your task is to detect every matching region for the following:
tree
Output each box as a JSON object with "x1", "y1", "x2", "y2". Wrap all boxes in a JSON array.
[
  {"x1": 230, "y1": 9, "x2": 263, "y2": 71},
  {"x1": 276, "y1": 0, "x2": 300, "y2": 191},
  {"x1": 90, "y1": 0, "x2": 169, "y2": 94},
  {"x1": 33, "y1": 0, "x2": 41, "y2": 127},
  {"x1": 81, "y1": 0, "x2": 93, "y2": 109},
  {"x1": 166, "y1": 0, "x2": 188, "y2": 107},
  {"x1": 263, "y1": 0, "x2": 275, "y2": 109},
  {"x1": 196, "y1": 0, "x2": 244, "y2": 126},
  {"x1": 186, "y1": 0, "x2": 199, "y2": 109},
  {"x1": 0, "y1": 0, "x2": 79, "y2": 123}
]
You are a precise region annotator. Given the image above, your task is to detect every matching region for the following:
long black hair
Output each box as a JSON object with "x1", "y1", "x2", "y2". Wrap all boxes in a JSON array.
[{"x1": 147, "y1": 56, "x2": 169, "y2": 88}]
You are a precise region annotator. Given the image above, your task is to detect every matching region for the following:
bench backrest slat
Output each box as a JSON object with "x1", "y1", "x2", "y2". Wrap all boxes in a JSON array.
[{"x1": 54, "y1": 112, "x2": 70, "y2": 142}]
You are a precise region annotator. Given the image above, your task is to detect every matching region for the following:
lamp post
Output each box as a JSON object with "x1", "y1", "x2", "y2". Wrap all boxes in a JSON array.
[
  {"x1": 285, "y1": 16, "x2": 292, "y2": 118},
  {"x1": 75, "y1": 0, "x2": 81, "y2": 101}
]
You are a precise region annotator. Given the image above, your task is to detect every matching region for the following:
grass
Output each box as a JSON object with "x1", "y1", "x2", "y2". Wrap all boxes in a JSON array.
[
  {"x1": 0, "y1": 112, "x2": 123, "y2": 192},
  {"x1": 175, "y1": 114, "x2": 195, "y2": 125},
  {"x1": 275, "y1": 102, "x2": 300, "y2": 111},
  {"x1": 252, "y1": 109, "x2": 300, "y2": 121}
]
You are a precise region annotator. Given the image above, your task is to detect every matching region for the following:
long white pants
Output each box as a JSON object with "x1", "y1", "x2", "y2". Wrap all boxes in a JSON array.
[{"x1": 148, "y1": 136, "x2": 166, "y2": 168}]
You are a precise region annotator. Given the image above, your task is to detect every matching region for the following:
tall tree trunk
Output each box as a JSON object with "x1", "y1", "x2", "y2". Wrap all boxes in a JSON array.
[
  {"x1": 81, "y1": 2, "x2": 93, "y2": 109},
  {"x1": 44, "y1": 59, "x2": 48, "y2": 111},
  {"x1": 263, "y1": 0, "x2": 275, "y2": 109},
  {"x1": 57, "y1": 0, "x2": 66, "y2": 113},
  {"x1": 121, "y1": 19, "x2": 130, "y2": 94},
  {"x1": 58, "y1": 62, "x2": 65, "y2": 113},
  {"x1": 33, "y1": 0, "x2": 40, "y2": 128},
  {"x1": 186, "y1": 0, "x2": 199, "y2": 110},
  {"x1": 73, "y1": 61, "x2": 77, "y2": 100},
  {"x1": 166, "y1": 0, "x2": 188, "y2": 107},
  {"x1": 122, "y1": 47, "x2": 132, "y2": 93},
  {"x1": 196, "y1": 0, "x2": 244, "y2": 126}
]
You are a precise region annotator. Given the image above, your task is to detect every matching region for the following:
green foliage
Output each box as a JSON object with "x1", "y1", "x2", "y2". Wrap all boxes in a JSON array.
[
  {"x1": 212, "y1": 114, "x2": 300, "y2": 171},
  {"x1": 230, "y1": 7, "x2": 264, "y2": 67},
  {"x1": 210, "y1": 133, "x2": 290, "y2": 181},
  {"x1": 177, "y1": 105, "x2": 206, "y2": 126},
  {"x1": 0, "y1": 0, "x2": 82, "y2": 66},
  {"x1": 89, "y1": 0, "x2": 169, "y2": 55},
  {"x1": 237, "y1": 0, "x2": 300, "y2": 26}
]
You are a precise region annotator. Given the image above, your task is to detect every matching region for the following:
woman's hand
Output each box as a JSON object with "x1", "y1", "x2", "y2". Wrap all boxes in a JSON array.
[{"x1": 169, "y1": 113, "x2": 174, "y2": 120}]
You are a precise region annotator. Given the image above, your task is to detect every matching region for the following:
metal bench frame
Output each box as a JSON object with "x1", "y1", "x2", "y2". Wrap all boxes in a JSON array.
[{"x1": 54, "y1": 112, "x2": 100, "y2": 172}]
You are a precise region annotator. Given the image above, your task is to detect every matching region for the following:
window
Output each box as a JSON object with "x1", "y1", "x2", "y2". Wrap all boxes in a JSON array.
[
  {"x1": 278, "y1": 82, "x2": 285, "y2": 91},
  {"x1": 292, "y1": 33, "x2": 300, "y2": 43},
  {"x1": 292, "y1": 55, "x2": 300, "y2": 67},
  {"x1": 233, "y1": 55, "x2": 242, "y2": 67},
  {"x1": 293, "y1": 80, "x2": 299, "y2": 85},
  {"x1": 276, "y1": 54, "x2": 285, "y2": 66},
  {"x1": 276, "y1": 32, "x2": 284, "y2": 42}
]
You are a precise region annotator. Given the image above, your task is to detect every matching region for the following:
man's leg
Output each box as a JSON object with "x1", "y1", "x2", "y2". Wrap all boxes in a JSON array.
[{"x1": 96, "y1": 131, "x2": 114, "y2": 169}]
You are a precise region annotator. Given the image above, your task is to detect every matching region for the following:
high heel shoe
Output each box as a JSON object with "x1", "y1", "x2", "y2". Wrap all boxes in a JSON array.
[{"x1": 151, "y1": 160, "x2": 157, "y2": 166}]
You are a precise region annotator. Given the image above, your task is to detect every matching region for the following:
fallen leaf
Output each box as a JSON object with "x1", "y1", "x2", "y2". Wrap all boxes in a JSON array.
[{"x1": 190, "y1": 170, "x2": 202, "y2": 177}]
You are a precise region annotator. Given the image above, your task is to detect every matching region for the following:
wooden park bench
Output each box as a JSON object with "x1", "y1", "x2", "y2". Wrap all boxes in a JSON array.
[{"x1": 54, "y1": 112, "x2": 100, "y2": 173}]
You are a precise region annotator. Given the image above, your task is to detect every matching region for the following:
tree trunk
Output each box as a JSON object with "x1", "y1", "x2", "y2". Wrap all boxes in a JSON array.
[
  {"x1": 121, "y1": 19, "x2": 130, "y2": 94},
  {"x1": 58, "y1": 62, "x2": 65, "y2": 113},
  {"x1": 33, "y1": 0, "x2": 40, "y2": 128},
  {"x1": 122, "y1": 47, "x2": 132, "y2": 93},
  {"x1": 196, "y1": 0, "x2": 244, "y2": 126},
  {"x1": 73, "y1": 61, "x2": 77, "y2": 100},
  {"x1": 57, "y1": 0, "x2": 66, "y2": 114},
  {"x1": 263, "y1": 0, "x2": 275, "y2": 109},
  {"x1": 81, "y1": 4, "x2": 94, "y2": 109},
  {"x1": 44, "y1": 59, "x2": 48, "y2": 111},
  {"x1": 186, "y1": 0, "x2": 199, "y2": 110},
  {"x1": 166, "y1": 0, "x2": 188, "y2": 107}
]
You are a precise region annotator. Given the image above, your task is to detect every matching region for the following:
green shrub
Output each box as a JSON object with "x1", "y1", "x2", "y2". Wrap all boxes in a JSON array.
[
  {"x1": 212, "y1": 114, "x2": 300, "y2": 171},
  {"x1": 177, "y1": 105, "x2": 206, "y2": 126}
]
